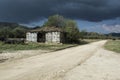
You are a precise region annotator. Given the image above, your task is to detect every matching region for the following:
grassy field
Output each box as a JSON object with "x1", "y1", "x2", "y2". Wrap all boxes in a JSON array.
[
  {"x1": 105, "y1": 40, "x2": 120, "y2": 53},
  {"x1": 0, "y1": 41, "x2": 78, "y2": 53},
  {"x1": 0, "y1": 39, "x2": 101, "y2": 53}
]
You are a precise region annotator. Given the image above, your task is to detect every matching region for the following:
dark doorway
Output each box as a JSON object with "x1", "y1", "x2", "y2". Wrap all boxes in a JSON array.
[{"x1": 37, "y1": 32, "x2": 45, "y2": 42}]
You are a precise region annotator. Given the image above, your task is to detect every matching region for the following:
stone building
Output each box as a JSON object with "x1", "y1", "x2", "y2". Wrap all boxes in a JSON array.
[{"x1": 26, "y1": 27, "x2": 65, "y2": 43}]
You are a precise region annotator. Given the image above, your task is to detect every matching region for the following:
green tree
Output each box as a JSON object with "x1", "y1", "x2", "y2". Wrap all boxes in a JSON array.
[
  {"x1": 12, "y1": 27, "x2": 26, "y2": 38},
  {"x1": 0, "y1": 27, "x2": 13, "y2": 38},
  {"x1": 79, "y1": 30, "x2": 87, "y2": 39},
  {"x1": 64, "y1": 20, "x2": 80, "y2": 43},
  {"x1": 44, "y1": 14, "x2": 65, "y2": 27}
]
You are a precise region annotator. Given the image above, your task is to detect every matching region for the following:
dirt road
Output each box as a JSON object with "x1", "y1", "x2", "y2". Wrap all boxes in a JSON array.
[{"x1": 0, "y1": 40, "x2": 120, "y2": 80}]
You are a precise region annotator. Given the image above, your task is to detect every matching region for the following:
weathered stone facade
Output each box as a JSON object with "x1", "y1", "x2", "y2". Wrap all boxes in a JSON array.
[
  {"x1": 26, "y1": 32, "x2": 37, "y2": 42},
  {"x1": 26, "y1": 27, "x2": 65, "y2": 43},
  {"x1": 46, "y1": 32, "x2": 60, "y2": 43}
]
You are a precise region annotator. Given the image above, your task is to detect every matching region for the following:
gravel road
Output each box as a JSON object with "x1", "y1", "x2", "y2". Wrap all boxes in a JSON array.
[{"x1": 0, "y1": 40, "x2": 120, "y2": 80}]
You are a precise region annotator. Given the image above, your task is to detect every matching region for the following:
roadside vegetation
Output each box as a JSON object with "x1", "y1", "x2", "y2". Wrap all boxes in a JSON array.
[
  {"x1": 83, "y1": 39, "x2": 102, "y2": 43},
  {"x1": 0, "y1": 41, "x2": 79, "y2": 53},
  {"x1": 105, "y1": 40, "x2": 120, "y2": 53},
  {"x1": 0, "y1": 39, "x2": 100, "y2": 53}
]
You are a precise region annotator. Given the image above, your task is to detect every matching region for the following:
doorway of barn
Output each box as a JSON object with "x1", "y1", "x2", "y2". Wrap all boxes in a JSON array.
[{"x1": 37, "y1": 32, "x2": 45, "y2": 43}]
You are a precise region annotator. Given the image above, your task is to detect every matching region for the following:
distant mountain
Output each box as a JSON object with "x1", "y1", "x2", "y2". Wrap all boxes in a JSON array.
[
  {"x1": 0, "y1": 22, "x2": 28, "y2": 29},
  {"x1": 110, "y1": 33, "x2": 120, "y2": 37},
  {"x1": 0, "y1": 22, "x2": 18, "y2": 26},
  {"x1": 106, "y1": 33, "x2": 120, "y2": 37}
]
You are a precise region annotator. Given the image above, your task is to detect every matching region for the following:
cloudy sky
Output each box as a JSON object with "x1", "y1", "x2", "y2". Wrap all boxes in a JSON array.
[{"x1": 0, "y1": 0, "x2": 120, "y2": 33}]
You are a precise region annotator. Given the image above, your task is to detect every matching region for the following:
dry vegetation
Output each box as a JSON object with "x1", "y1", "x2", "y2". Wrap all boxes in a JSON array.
[
  {"x1": 0, "y1": 41, "x2": 78, "y2": 53},
  {"x1": 105, "y1": 40, "x2": 120, "y2": 53},
  {"x1": 0, "y1": 42, "x2": 78, "y2": 62},
  {"x1": 83, "y1": 39, "x2": 102, "y2": 43},
  {"x1": 0, "y1": 39, "x2": 101, "y2": 53}
]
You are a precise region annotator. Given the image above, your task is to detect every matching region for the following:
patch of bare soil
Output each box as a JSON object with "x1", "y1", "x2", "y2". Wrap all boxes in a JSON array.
[{"x1": 0, "y1": 50, "x2": 50, "y2": 62}]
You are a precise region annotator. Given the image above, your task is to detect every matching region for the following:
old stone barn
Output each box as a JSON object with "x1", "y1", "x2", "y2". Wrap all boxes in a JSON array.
[{"x1": 26, "y1": 27, "x2": 65, "y2": 43}]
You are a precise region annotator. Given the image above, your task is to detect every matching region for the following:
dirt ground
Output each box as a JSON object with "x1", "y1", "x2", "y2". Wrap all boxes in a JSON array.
[
  {"x1": 0, "y1": 50, "x2": 50, "y2": 62},
  {"x1": 0, "y1": 40, "x2": 120, "y2": 80}
]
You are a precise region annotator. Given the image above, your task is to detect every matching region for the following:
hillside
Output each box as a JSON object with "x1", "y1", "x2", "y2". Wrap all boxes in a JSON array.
[
  {"x1": 0, "y1": 22, "x2": 29, "y2": 38},
  {"x1": 0, "y1": 22, "x2": 28, "y2": 29},
  {"x1": 109, "y1": 33, "x2": 120, "y2": 37}
]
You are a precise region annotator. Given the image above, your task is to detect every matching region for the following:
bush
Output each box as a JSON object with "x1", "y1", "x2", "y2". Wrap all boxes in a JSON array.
[{"x1": 4, "y1": 38, "x2": 25, "y2": 44}]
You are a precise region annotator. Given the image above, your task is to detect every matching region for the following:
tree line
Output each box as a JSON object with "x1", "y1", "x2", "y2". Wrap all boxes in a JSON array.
[
  {"x1": 80, "y1": 30, "x2": 120, "y2": 40},
  {"x1": 0, "y1": 26, "x2": 27, "y2": 39}
]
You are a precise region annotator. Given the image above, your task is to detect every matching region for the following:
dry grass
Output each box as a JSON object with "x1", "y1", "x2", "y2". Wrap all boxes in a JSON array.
[
  {"x1": 105, "y1": 40, "x2": 120, "y2": 53},
  {"x1": 0, "y1": 42, "x2": 78, "y2": 53}
]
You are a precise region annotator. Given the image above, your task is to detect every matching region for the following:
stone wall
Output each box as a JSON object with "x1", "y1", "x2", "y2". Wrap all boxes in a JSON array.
[
  {"x1": 26, "y1": 31, "x2": 62, "y2": 43},
  {"x1": 26, "y1": 32, "x2": 37, "y2": 42},
  {"x1": 46, "y1": 32, "x2": 60, "y2": 43}
]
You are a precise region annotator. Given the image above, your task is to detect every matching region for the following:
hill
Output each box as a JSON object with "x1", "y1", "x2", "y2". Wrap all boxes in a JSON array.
[
  {"x1": 109, "y1": 33, "x2": 120, "y2": 37},
  {"x1": 0, "y1": 22, "x2": 28, "y2": 29},
  {"x1": 0, "y1": 22, "x2": 29, "y2": 38}
]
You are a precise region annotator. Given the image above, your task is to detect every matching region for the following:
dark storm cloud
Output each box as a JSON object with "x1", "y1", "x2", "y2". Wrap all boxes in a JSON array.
[{"x1": 0, "y1": 0, "x2": 120, "y2": 23}]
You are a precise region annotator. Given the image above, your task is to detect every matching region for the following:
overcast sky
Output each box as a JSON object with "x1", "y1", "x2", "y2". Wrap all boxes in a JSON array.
[{"x1": 0, "y1": 0, "x2": 120, "y2": 33}]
